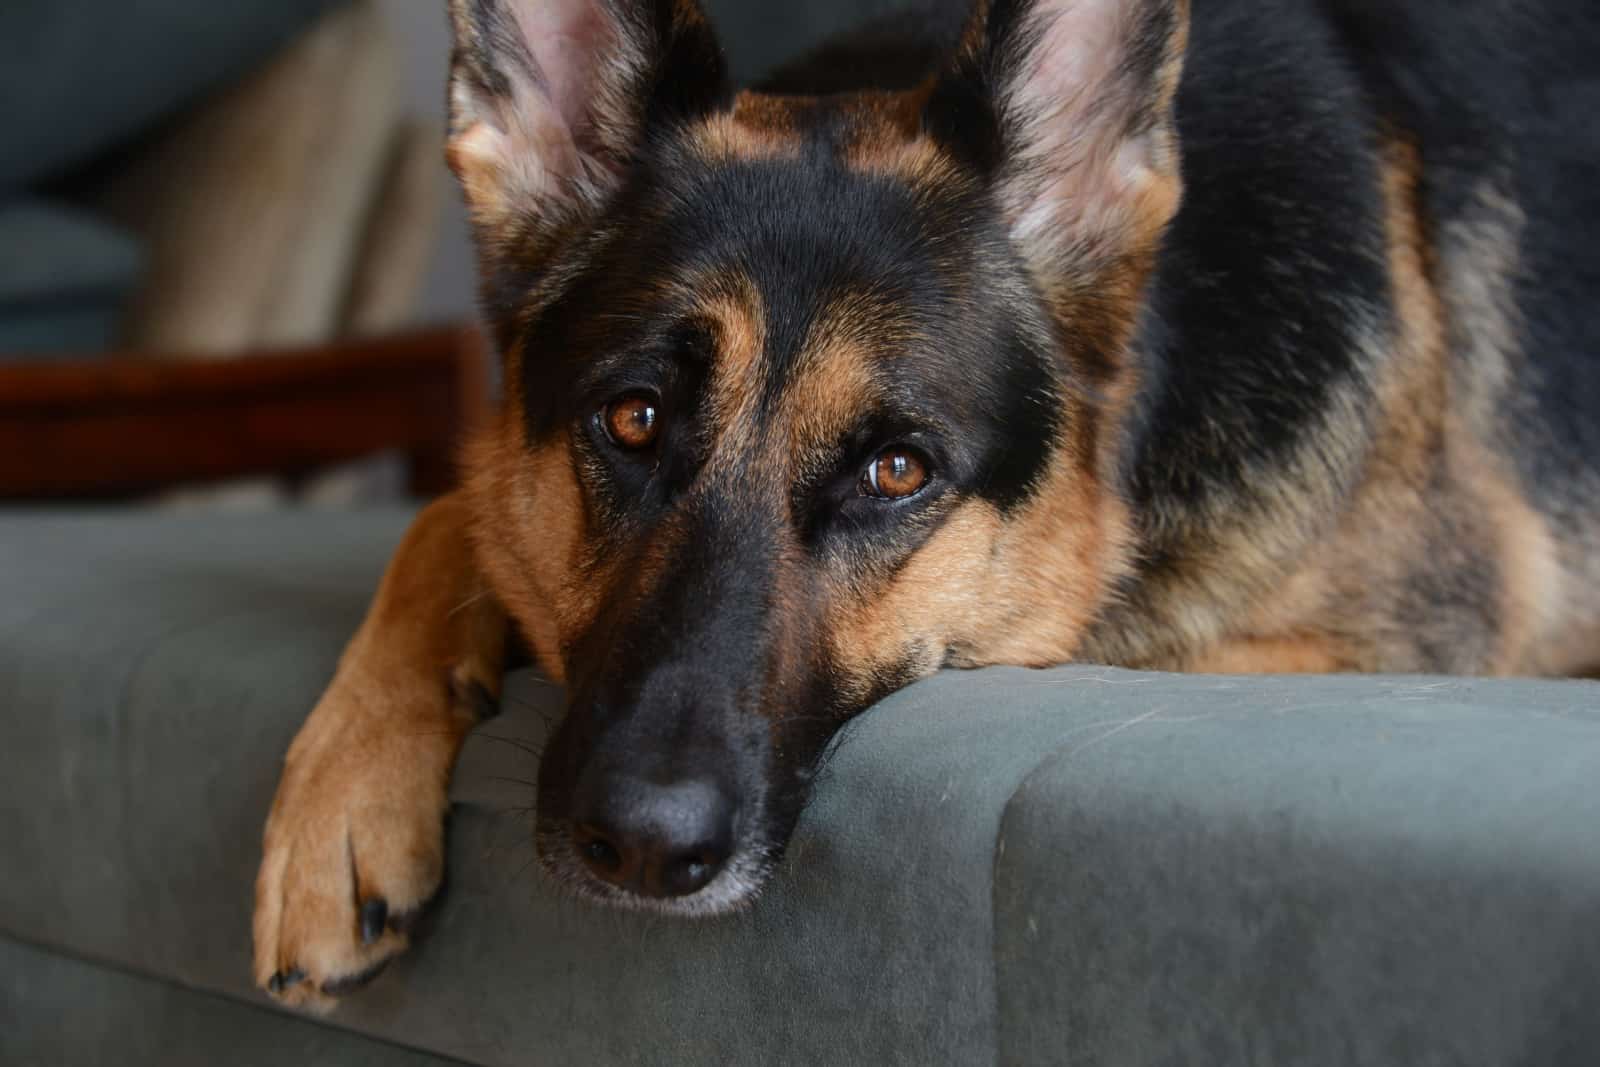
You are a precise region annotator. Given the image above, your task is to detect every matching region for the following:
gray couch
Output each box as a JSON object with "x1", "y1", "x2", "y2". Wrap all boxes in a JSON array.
[{"x1": 3, "y1": 508, "x2": 1599, "y2": 1064}]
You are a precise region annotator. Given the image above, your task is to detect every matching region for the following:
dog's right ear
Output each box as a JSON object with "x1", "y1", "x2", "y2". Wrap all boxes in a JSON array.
[{"x1": 446, "y1": 0, "x2": 726, "y2": 237}]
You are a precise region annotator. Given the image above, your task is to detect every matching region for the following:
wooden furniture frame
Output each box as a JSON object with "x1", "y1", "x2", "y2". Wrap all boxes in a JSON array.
[{"x1": 0, "y1": 326, "x2": 491, "y2": 499}]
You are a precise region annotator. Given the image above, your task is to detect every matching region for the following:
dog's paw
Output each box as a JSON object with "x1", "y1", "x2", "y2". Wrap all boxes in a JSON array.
[{"x1": 253, "y1": 670, "x2": 480, "y2": 1012}]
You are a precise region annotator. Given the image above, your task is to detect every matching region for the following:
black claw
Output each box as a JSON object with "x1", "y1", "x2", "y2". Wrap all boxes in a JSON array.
[
  {"x1": 360, "y1": 899, "x2": 388, "y2": 945},
  {"x1": 320, "y1": 957, "x2": 392, "y2": 996},
  {"x1": 268, "y1": 967, "x2": 305, "y2": 994}
]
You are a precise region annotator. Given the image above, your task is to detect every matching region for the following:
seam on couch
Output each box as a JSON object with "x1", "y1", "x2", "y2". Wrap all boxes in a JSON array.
[
  {"x1": 0, "y1": 929, "x2": 481, "y2": 1066},
  {"x1": 986, "y1": 702, "x2": 1187, "y2": 1067},
  {"x1": 985, "y1": 712, "x2": 1149, "y2": 1067}
]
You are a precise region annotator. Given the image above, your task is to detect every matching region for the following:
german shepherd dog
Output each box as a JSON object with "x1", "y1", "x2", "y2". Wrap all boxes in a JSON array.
[{"x1": 255, "y1": 0, "x2": 1600, "y2": 1008}]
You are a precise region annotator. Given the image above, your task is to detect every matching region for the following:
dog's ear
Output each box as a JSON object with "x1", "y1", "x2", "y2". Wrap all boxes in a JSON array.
[
  {"x1": 446, "y1": 0, "x2": 725, "y2": 235},
  {"x1": 942, "y1": 0, "x2": 1189, "y2": 297}
]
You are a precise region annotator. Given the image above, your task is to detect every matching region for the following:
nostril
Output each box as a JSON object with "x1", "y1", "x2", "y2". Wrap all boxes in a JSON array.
[
  {"x1": 574, "y1": 824, "x2": 626, "y2": 880},
  {"x1": 583, "y1": 836, "x2": 621, "y2": 873},
  {"x1": 661, "y1": 850, "x2": 720, "y2": 896},
  {"x1": 569, "y1": 777, "x2": 736, "y2": 899}
]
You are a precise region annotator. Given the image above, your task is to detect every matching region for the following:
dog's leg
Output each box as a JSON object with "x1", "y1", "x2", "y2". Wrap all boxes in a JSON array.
[{"x1": 253, "y1": 493, "x2": 507, "y2": 1012}]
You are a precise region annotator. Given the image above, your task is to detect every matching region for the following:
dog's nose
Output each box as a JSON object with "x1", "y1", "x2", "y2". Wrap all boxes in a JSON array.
[{"x1": 571, "y1": 777, "x2": 735, "y2": 898}]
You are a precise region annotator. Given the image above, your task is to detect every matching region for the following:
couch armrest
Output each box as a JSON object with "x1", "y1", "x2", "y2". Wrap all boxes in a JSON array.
[
  {"x1": 0, "y1": 325, "x2": 489, "y2": 498},
  {"x1": 2, "y1": 505, "x2": 1597, "y2": 1064},
  {"x1": 987, "y1": 670, "x2": 1600, "y2": 1064}
]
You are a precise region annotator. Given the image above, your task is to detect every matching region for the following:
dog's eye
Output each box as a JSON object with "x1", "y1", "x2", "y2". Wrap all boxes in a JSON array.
[
  {"x1": 602, "y1": 394, "x2": 660, "y2": 450},
  {"x1": 861, "y1": 448, "x2": 929, "y2": 500}
]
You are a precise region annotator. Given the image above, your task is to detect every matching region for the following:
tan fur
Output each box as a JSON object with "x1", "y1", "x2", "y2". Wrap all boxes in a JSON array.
[
  {"x1": 678, "y1": 274, "x2": 891, "y2": 490},
  {"x1": 695, "y1": 88, "x2": 938, "y2": 172},
  {"x1": 782, "y1": 292, "x2": 908, "y2": 461},
  {"x1": 828, "y1": 407, "x2": 1136, "y2": 697},
  {"x1": 699, "y1": 273, "x2": 776, "y2": 474},
  {"x1": 825, "y1": 501, "x2": 1008, "y2": 696},
  {"x1": 689, "y1": 95, "x2": 805, "y2": 161},
  {"x1": 1277, "y1": 136, "x2": 1561, "y2": 677},
  {"x1": 1186, "y1": 636, "x2": 1346, "y2": 676},
  {"x1": 842, "y1": 121, "x2": 972, "y2": 211},
  {"x1": 1215, "y1": 136, "x2": 1454, "y2": 674},
  {"x1": 832, "y1": 85, "x2": 940, "y2": 168},
  {"x1": 253, "y1": 495, "x2": 507, "y2": 1010},
  {"x1": 461, "y1": 418, "x2": 579, "y2": 679},
  {"x1": 1460, "y1": 438, "x2": 1564, "y2": 673},
  {"x1": 1101, "y1": 135, "x2": 1568, "y2": 678},
  {"x1": 1433, "y1": 173, "x2": 1600, "y2": 672}
]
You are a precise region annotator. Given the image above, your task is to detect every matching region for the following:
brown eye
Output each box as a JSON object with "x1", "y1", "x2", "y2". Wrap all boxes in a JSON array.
[
  {"x1": 862, "y1": 448, "x2": 929, "y2": 500},
  {"x1": 603, "y1": 394, "x2": 660, "y2": 450}
]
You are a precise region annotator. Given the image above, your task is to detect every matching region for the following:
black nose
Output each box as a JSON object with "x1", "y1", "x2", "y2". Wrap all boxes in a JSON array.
[{"x1": 571, "y1": 777, "x2": 735, "y2": 898}]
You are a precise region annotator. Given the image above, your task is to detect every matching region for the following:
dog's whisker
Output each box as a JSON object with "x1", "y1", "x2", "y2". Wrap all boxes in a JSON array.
[
  {"x1": 471, "y1": 732, "x2": 547, "y2": 758},
  {"x1": 481, "y1": 774, "x2": 540, "y2": 789},
  {"x1": 447, "y1": 589, "x2": 494, "y2": 618}
]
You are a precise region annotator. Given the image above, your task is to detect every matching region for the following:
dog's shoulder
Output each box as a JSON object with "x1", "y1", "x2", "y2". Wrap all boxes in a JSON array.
[{"x1": 1317, "y1": 0, "x2": 1600, "y2": 536}]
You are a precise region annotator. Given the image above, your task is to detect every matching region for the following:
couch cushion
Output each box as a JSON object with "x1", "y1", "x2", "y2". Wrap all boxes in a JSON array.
[
  {"x1": 95, "y1": 0, "x2": 405, "y2": 353},
  {"x1": 990, "y1": 673, "x2": 1600, "y2": 1065},
  {"x1": 0, "y1": 509, "x2": 1027, "y2": 1064},
  {"x1": 0, "y1": 200, "x2": 142, "y2": 355},
  {"x1": 2, "y1": 509, "x2": 1598, "y2": 1065},
  {"x1": 0, "y1": 0, "x2": 339, "y2": 194},
  {"x1": 0, "y1": 935, "x2": 465, "y2": 1067}
]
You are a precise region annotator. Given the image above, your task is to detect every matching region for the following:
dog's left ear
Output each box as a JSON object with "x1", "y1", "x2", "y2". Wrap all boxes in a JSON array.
[
  {"x1": 942, "y1": 0, "x2": 1189, "y2": 297},
  {"x1": 446, "y1": 0, "x2": 726, "y2": 238}
]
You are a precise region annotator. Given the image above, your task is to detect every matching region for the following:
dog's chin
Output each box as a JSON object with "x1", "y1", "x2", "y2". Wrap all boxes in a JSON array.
[{"x1": 533, "y1": 820, "x2": 778, "y2": 918}]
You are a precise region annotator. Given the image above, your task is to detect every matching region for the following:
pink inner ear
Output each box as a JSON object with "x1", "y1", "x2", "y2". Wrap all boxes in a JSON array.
[
  {"x1": 1016, "y1": 0, "x2": 1124, "y2": 120},
  {"x1": 1001, "y1": 0, "x2": 1179, "y2": 249},
  {"x1": 1009, "y1": 0, "x2": 1142, "y2": 173},
  {"x1": 507, "y1": 0, "x2": 619, "y2": 136}
]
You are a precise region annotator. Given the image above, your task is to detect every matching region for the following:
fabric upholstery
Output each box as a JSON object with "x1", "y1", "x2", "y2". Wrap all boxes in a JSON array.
[
  {"x1": 0, "y1": 0, "x2": 338, "y2": 194},
  {"x1": 989, "y1": 672, "x2": 1600, "y2": 1065},
  {"x1": 0, "y1": 200, "x2": 141, "y2": 354},
  {"x1": 93, "y1": 0, "x2": 405, "y2": 353},
  {"x1": 0, "y1": 936, "x2": 466, "y2": 1067},
  {"x1": 2, "y1": 509, "x2": 1598, "y2": 1065}
]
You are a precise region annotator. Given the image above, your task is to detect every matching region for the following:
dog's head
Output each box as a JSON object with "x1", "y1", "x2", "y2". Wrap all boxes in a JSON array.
[{"x1": 447, "y1": 0, "x2": 1188, "y2": 913}]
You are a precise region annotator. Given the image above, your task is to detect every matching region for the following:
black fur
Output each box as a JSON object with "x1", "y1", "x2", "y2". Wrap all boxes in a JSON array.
[
  {"x1": 1314, "y1": 0, "x2": 1600, "y2": 523},
  {"x1": 522, "y1": 138, "x2": 1063, "y2": 521},
  {"x1": 1126, "y1": 3, "x2": 1392, "y2": 529},
  {"x1": 754, "y1": 0, "x2": 1600, "y2": 551}
]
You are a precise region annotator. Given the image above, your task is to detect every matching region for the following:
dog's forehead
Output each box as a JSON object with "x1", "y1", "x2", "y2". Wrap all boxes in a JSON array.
[
  {"x1": 526, "y1": 89, "x2": 1027, "y2": 455},
  {"x1": 646, "y1": 88, "x2": 965, "y2": 272},
  {"x1": 668, "y1": 262, "x2": 912, "y2": 470},
  {"x1": 688, "y1": 88, "x2": 933, "y2": 163},
  {"x1": 652, "y1": 102, "x2": 979, "y2": 385}
]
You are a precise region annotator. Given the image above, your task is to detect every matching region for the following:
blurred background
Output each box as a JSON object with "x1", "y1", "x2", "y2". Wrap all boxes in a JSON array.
[{"x1": 0, "y1": 0, "x2": 926, "y2": 509}]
